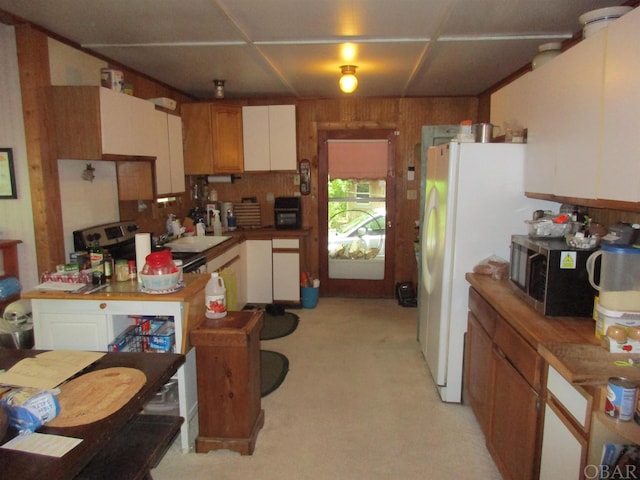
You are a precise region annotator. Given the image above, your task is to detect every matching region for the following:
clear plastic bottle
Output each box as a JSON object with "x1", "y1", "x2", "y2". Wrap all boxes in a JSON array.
[{"x1": 205, "y1": 272, "x2": 227, "y2": 318}]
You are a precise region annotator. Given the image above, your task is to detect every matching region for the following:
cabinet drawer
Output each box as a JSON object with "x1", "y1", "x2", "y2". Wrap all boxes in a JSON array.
[
  {"x1": 272, "y1": 238, "x2": 299, "y2": 249},
  {"x1": 34, "y1": 299, "x2": 144, "y2": 315},
  {"x1": 468, "y1": 287, "x2": 497, "y2": 337},
  {"x1": 494, "y1": 320, "x2": 543, "y2": 392},
  {"x1": 546, "y1": 365, "x2": 590, "y2": 430}
]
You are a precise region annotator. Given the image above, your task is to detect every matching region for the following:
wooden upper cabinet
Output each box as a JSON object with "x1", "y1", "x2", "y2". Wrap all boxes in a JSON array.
[
  {"x1": 116, "y1": 161, "x2": 154, "y2": 200},
  {"x1": 182, "y1": 103, "x2": 244, "y2": 175},
  {"x1": 243, "y1": 105, "x2": 297, "y2": 171},
  {"x1": 51, "y1": 86, "x2": 158, "y2": 159}
]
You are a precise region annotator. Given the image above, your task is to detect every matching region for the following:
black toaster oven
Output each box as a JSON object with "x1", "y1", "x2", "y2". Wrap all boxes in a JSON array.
[{"x1": 274, "y1": 196, "x2": 301, "y2": 229}]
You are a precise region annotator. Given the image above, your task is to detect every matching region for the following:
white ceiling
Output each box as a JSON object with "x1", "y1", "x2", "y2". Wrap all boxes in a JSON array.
[{"x1": 0, "y1": 0, "x2": 628, "y2": 99}]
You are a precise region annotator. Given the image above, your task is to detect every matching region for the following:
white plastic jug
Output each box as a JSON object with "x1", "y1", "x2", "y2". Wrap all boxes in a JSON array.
[
  {"x1": 205, "y1": 272, "x2": 227, "y2": 318},
  {"x1": 587, "y1": 244, "x2": 640, "y2": 311}
]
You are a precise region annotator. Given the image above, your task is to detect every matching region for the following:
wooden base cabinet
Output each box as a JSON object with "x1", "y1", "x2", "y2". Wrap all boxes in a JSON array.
[{"x1": 466, "y1": 287, "x2": 544, "y2": 480}]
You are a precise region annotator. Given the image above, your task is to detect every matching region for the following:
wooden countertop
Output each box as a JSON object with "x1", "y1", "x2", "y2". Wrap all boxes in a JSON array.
[
  {"x1": 22, "y1": 273, "x2": 210, "y2": 302},
  {"x1": 466, "y1": 273, "x2": 640, "y2": 387},
  {"x1": 221, "y1": 227, "x2": 311, "y2": 240}
]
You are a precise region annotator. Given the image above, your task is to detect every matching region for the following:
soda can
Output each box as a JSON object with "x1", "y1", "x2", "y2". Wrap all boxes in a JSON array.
[{"x1": 605, "y1": 377, "x2": 637, "y2": 421}]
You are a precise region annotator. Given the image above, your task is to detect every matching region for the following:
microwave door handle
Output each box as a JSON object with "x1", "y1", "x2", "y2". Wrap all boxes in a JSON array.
[{"x1": 525, "y1": 253, "x2": 543, "y2": 296}]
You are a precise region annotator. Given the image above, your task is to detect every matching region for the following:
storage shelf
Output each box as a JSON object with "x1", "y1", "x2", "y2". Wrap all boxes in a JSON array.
[{"x1": 595, "y1": 411, "x2": 640, "y2": 445}]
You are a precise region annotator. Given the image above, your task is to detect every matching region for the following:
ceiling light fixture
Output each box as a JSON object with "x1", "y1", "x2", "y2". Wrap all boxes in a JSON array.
[
  {"x1": 213, "y1": 79, "x2": 225, "y2": 99},
  {"x1": 339, "y1": 65, "x2": 358, "y2": 94}
]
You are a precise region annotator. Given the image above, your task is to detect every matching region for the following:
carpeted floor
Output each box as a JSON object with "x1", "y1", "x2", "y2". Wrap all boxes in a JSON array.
[{"x1": 152, "y1": 298, "x2": 501, "y2": 480}]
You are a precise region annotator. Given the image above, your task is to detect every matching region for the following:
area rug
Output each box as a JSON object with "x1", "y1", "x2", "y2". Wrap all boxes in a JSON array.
[
  {"x1": 260, "y1": 311, "x2": 299, "y2": 340},
  {"x1": 261, "y1": 350, "x2": 289, "y2": 397}
]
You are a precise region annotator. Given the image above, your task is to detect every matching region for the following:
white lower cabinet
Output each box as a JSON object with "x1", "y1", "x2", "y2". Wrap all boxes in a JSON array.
[
  {"x1": 539, "y1": 366, "x2": 590, "y2": 480},
  {"x1": 31, "y1": 298, "x2": 198, "y2": 452},
  {"x1": 244, "y1": 238, "x2": 301, "y2": 304},
  {"x1": 272, "y1": 238, "x2": 300, "y2": 303},
  {"x1": 243, "y1": 240, "x2": 273, "y2": 304}
]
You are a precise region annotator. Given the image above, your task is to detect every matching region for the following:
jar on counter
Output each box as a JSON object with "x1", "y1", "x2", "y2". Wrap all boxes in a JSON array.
[{"x1": 115, "y1": 259, "x2": 129, "y2": 282}]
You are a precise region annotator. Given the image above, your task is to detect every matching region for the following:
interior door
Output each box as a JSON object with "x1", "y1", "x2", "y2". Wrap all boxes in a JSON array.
[{"x1": 318, "y1": 129, "x2": 396, "y2": 297}]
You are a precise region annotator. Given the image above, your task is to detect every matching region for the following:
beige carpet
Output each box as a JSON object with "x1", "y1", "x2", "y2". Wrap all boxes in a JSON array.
[{"x1": 152, "y1": 297, "x2": 501, "y2": 480}]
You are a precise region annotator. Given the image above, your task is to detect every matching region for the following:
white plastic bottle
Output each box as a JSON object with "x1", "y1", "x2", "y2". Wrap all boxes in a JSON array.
[
  {"x1": 205, "y1": 272, "x2": 227, "y2": 318},
  {"x1": 212, "y1": 209, "x2": 222, "y2": 236}
]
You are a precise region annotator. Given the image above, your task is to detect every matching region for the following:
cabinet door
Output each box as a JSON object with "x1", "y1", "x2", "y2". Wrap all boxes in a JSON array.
[
  {"x1": 167, "y1": 113, "x2": 186, "y2": 193},
  {"x1": 211, "y1": 105, "x2": 244, "y2": 174},
  {"x1": 539, "y1": 402, "x2": 586, "y2": 480},
  {"x1": 154, "y1": 110, "x2": 172, "y2": 196},
  {"x1": 489, "y1": 348, "x2": 540, "y2": 480},
  {"x1": 272, "y1": 238, "x2": 300, "y2": 302},
  {"x1": 464, "y1": 312, "x2": 494, "y2": 437},
  {"x1": 490, "y1": 73, "x2": 531, "y2": 136},
  {"x1": 525, "y1": 34, "x2": 604, "y2": 198},
  {"x1": 268, "y1": 105, "x2": 297, "y2": 171},
  {"x1": 242, "y1": 106, "x2": 271, "y2": 171},
  {"x1": 182, "y1": 103, "x2": 214, "y2": 175},
  {"x1": 244, "y1": 240, "x2": 273, "y2": 303},
  {"x1": 116, "y1": 160, "x2": 154, "y2": 200},
  {"x1": 600, "y1": 8, "x2": 640, "y2": 202},
  {"x1": 99, "y1": 87, "x2": 156, "y2": 157}
]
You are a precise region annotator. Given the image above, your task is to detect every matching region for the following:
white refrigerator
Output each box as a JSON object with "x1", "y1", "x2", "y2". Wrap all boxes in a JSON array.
[{"x1": 417, "y1": 140, "x2": 556, "y2": 403}]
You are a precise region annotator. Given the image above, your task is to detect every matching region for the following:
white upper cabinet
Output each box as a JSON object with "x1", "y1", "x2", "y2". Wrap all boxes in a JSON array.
[
  {"x1": 490, "y1": 72, "x2": 531, "y2": 136},
  {"x1": 525, "y1": 31, "x2": 605, "y2": 198},
  {"x1": 154, "y1": 111, "x2": 185, "y2": 196},
  {"x1": 99, "y1": 87, "x2": 157, "y2": 157},
  {"x1": 242, "y1": 105, "x2": 297, "y2": 171},
  {"x1": 600, "y1": 8, "x2": 640, "y2": 202}
]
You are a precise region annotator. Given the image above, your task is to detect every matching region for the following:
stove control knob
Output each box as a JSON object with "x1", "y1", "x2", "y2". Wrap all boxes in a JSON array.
[
  {"x1": 127, "y1": 224, "x2": 139, "y2": 232},
  {"x1": 87, "y1": 233, "x2": 102, "y2": 243}
]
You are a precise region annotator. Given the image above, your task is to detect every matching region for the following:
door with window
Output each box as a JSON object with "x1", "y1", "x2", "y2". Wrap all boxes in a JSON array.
[{"x1": 318, "y1": 129, "x2": 396, "y2": 297}]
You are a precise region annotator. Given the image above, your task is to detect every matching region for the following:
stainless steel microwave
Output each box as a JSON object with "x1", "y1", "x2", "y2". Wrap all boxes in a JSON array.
[{"x1": 509, "y1": 235, "x2": 596, "y2": 317}]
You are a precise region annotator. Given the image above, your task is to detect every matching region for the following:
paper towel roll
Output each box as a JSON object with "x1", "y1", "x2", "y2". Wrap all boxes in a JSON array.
[{"x1": 135, "y1": 233, "x2": 151, "y2": 281}]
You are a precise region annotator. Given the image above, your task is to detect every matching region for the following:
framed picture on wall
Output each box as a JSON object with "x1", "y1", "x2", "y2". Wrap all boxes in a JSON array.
[{"x1": 0, "y1": 148, "x2": 17, "y2": 199}]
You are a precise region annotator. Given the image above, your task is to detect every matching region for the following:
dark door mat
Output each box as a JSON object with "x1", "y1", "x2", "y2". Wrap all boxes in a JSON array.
[
  {"x1": 261, "y1": 350, "x2": 289, "y2": 397},
  {"x1": 260, "y1": 311, "x2": 299, "y2": 340}
]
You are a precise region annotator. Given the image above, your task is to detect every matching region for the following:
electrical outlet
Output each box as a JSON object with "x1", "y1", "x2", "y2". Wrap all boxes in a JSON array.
[
  {"x1": 407, "y1": 189, "x2": 417, "y2": 200},
  {"x1": 293, "y1": 174, "x2": 300, "y2": 186}
]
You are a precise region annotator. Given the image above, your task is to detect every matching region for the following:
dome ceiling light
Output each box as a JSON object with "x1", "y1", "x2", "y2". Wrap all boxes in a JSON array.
[
  {"x1": 339, "y1": 65, "x2": 358, "y2": 94},
  {"x1": 213, "y1": 79, "x2": 225, "y2": 98}
]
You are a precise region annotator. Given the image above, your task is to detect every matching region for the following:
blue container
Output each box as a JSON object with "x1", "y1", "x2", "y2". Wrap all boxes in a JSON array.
[{"x1": 301, "y1": 287, "x2": 319, "y2": 309}]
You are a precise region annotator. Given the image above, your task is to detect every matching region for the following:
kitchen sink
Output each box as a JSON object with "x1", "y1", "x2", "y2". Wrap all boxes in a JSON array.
[{"x1": 165, "y1": 235, "x2": 231, "y2": 253}]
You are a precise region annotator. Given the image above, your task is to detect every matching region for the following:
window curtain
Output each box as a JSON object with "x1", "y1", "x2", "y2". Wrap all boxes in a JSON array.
[{"x1": 328, "y1": 140, "x2": 387, "y2": 179}]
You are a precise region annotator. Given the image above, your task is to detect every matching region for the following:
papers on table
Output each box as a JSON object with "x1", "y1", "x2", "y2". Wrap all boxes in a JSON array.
[
  {"x1": 0, "y1": 350, "x2": 105, "y2": 389},
  {"x1": 1, "y1": 432, "x2": 82, "y2": 457}
]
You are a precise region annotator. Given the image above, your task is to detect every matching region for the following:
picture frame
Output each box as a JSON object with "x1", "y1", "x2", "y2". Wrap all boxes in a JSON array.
[{"x1": 0, "y1": 148, "x2": 17, "y2": 199}]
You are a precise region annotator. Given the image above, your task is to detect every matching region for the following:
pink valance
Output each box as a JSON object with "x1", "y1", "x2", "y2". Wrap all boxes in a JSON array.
[{"x1": 328, "y1": 140, "x2": 388, "y2": 179}]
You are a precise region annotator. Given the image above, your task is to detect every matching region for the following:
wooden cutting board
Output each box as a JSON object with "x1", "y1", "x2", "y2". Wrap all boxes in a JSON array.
[
  {"x1": 233, "y1": 203, "x2": 262, "y2": 228},
  {"x1": 47, "y1": 367, "x2": 147, "y2": 427}
]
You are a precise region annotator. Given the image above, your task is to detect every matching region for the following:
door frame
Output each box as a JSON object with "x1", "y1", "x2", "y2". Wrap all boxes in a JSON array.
[{"x1": 318, "y1": 128, "x2": 396, "y2": 297}]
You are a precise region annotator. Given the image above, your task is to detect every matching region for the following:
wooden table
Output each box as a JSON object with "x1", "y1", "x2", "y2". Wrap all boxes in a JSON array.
[{"x1": 0, "y1": 349, "x2": 185, "y2": 479}]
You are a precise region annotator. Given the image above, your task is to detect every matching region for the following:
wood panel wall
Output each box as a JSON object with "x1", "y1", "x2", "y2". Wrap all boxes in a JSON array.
[{"x1": 155, "y1": 96, "x2": 481, "y2": 294}]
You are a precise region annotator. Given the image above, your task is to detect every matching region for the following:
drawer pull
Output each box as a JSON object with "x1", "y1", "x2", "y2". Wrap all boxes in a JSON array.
[{"x1": 99, "y1": 303, "x2": 107, "y2": 310}]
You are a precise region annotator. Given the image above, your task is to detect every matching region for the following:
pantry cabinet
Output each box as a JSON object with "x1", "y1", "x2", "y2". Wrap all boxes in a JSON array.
[
  {"x1": 155, "y1": 111, "x2": 186, "y2": 196},
  {"x1": 466, "y1": 287, "x2": 544, "y2": 480},
  {"x1": 182, "y1": 103, "x2": 244, "y2": 175},
  {"x1": 242, "y1": 105, "x2": 297, "y2": 171},
  {"x1": 52, "y1": 86, "x2": 158, "y2": 159}
]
